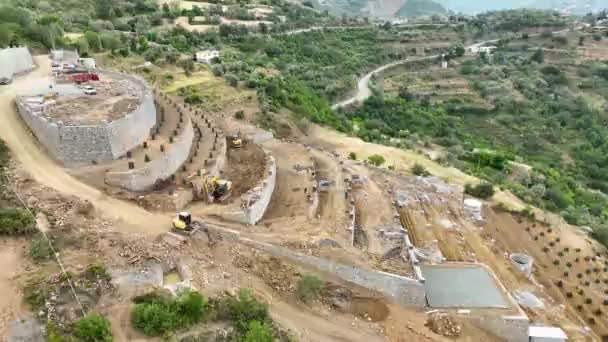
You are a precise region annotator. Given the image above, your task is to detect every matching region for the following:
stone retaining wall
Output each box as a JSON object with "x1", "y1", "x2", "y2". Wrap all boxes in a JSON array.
[
  {"x1": 0, "y1": 47, "x2": 34, "y2": 79},
  {"x1": 223, "y1": 153, "x2": 276, "y2": 225},
  {"x1": 105, "y1": 116, "x2": 194, "y2": 191},
  {"x1": 15, "y1": 71, "x2": 156, "y2": 165},
  {"x1": 240, "y1": 237, "x2": 426, "y2": 306}
]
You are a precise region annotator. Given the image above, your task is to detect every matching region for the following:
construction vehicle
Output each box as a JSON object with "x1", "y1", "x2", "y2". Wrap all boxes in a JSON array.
[
  {"x1": 172, "y1": 212, "x2": 205, "y2": 235},
  {"x1": 204, "y1": 176, "x2": 233, "y2": 202},
  {"x1": 229, "y1": 134, "x2": 243, "y2": 148},
  {"x1": 72, "y1": 73, "x2": 99, "y2": 83},
  {"x1": 190, "y1": 173, "x2": 233, "y2": 203}
]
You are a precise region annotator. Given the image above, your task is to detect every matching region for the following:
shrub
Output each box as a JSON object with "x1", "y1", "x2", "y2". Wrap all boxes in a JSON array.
[
  {"x1": 234, "y1": 110, "x2": 245, "y2": 120},
  {"x1": 73, "y1": 313, "x2": 113, "y2": 342},
  {"x1": 212, "y1": 65, "x2": 224, "y2": 77},
  {"x1": 464, "y1": 183, "x2": 494, "y2": 199},
  {"x1": 132, "y1": 290, "x2": 207, "y2": 336},
  {"x1": 0, "y1": 208, "x2": 36, "y2": 235},
  {"x1": 228, "y1": 289, "x2": 269, "y2": 334},
  {"x1": 411, "y1": 163, "x2": 430, "y2": 176},
  {"x1": 85, "y1": 263, "x2": 111, "y2": 282},
  {"x1": 348, "y1": 152, "x2": 357, "y2": 160},
  {"x1": 367, "y1": 154, "x2": 385, "y2": 167},
  {"x1": 225, "y1": 74, "x2": 239, "y2": 87},
  {"x1": 29, "y1": 234, "x2": 53, "y2": 262},
  {"x1": 296, "y1": 274, "x2": 322, "y2": 303},
  {"x1": 244, "y1": 320, "x2": 273, "y2": 342}
]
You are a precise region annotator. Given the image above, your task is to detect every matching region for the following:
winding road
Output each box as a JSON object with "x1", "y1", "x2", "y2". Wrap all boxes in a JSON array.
[{"x1": 331, "y1": 26, "x2": 577, "y2": 109}]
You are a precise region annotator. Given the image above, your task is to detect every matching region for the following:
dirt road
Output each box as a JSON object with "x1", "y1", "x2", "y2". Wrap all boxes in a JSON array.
[
  {"x1": 332, "y1": 28, "x2": 575, "y2": 109},
  {"x1": 0, "y1": 56, "x2": 169, "y2": 234}
]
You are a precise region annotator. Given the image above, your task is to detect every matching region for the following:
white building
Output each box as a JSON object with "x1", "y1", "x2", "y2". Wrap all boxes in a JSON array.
[
  {"x1": 194, "y1": 49, "x2": 220, "y2": 64},
  {"x1": 470, "y1": 45, "x2": 496, "y2": 54}
]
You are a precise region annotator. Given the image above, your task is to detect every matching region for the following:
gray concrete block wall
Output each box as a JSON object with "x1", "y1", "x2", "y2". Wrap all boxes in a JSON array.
[
  {"x1": 244, "y1": 156, "x2": 276, "y2": 224},
  {"x1": 240, "y1": 238, "x2": 427, "y2": 306},
  {"x1": 0, "y1": 47, "x2": 34, "y2": 79},
  {"x1": 105, "y1": 117, "x2": 194, "y2": 191}
]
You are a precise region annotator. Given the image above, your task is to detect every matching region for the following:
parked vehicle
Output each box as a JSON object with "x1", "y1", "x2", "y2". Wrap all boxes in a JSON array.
[
  {"x1": 82, "y1": 85, "x2": 97, "y2": 95},
  {"x1": 72, "y1": 73, "x2": 99, "y2": 83}
]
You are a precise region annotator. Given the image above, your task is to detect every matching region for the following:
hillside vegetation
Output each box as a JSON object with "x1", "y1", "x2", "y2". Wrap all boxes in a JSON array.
[{"x1": 371, "y1": 29, "x2": 608, "y2": 247}]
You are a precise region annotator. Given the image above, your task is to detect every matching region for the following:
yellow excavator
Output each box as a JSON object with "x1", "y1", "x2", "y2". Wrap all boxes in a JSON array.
[
  {"x1": 172, "y1": 211, "x2": 205, "y2": 235},
  {"x1": 204, "y1": 176, "x2": 233, "y2": 202},
  {"x1": 229, "y1": 134, "x2": 243, "y2": 148},
  {"x1": 172, "y1": 212, "x2": 214, "y2": 240}
]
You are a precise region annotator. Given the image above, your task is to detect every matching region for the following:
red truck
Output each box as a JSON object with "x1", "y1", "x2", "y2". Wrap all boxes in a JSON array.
[{"x1": 72, "y1": 73, "x2": 99, "y2": 84}]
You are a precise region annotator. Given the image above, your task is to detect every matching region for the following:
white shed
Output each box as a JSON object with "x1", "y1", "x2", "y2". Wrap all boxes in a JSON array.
[
  {"x1": 529, "y1": 326, "x2": 567, "y2": 342},
  {"x1": 194, "y1": 50, "x2": 220, "y2": 64}
]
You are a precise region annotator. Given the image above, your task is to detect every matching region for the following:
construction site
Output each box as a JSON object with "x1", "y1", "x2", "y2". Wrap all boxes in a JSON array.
[{"x1": 0, "y1": 48, "x2": 607, "y2": 341}]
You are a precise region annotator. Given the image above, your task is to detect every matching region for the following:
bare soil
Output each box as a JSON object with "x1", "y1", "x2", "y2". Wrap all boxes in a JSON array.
[{"x1": 224, "y1": 142, "x2": 267, "y2": 198}]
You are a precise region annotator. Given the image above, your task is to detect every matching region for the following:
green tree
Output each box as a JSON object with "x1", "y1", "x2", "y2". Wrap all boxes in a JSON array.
[
  {"x1": 411, "y1": 163, "x2": 430, "y2": 176},
  {"x1": 465, "y1": 183, "x2": 494, "y2": 199},
  {"x1": 179, "y1": 59, "x2": 194, "y2": 76},
  {"x1": 225, "y1": 74, "x2": 239, "y2": 87},
  {"x1": 78, "y1": 38, "x2": 90, "y2": 57},
  {"x1": 348, "y1": 152, "x2": 357, "y2": 160},
  {"x1": 95, "y1": 0, "x2": 115, "y2": 20},
  {"x1": 368, "y1": 154, "x2": 385, "y2": 167},
  {"x1": 531, "y1": 48, "x2": 544, "y2": 64},
  {"x1": 73, "y1": 313, "x2": 113, "y2": 342},
  {"x1": 244, "y1": 321, "x2": 273, "y2": 342},
  {"x1": 84, "y1": 31, "x2": 101, "y2": 51},
  {"x1": 453, "y1": 44, "x2": 465, "y2": 57},
  {"x1": 228, "y1": 289, "x2": 269, "y2": 334},
  {"x1": 100, "y1": 32, "x2": 120, "y2": 51}
]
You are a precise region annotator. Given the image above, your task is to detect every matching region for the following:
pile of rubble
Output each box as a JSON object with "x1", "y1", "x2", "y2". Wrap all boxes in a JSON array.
[
  {"x1": 233, "y1": 252, "x2": 296, "y2": 294},
  {"x1": 426, "y1": 312, "x2": 462, "y2": 337}
]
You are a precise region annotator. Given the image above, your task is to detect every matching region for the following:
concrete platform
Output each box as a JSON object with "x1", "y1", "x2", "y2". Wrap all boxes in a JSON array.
[{"x1": 422, "y1": 263, "x2": 509, "y2": 308}]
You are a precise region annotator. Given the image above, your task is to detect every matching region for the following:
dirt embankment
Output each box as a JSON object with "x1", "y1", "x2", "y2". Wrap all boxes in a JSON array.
[{"x1": 223, "y1": 142, "x2": 267, "y2": 199}]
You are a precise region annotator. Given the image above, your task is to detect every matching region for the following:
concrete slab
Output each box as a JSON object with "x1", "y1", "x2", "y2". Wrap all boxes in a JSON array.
[{"x1": 422, "y1": 264, "x2": 509, "y2": 308}]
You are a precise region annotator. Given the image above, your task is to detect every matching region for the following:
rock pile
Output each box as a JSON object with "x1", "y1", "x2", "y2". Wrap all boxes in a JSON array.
[{"x1": 426, "y1": 312, "x2": 462, "y2": 337}]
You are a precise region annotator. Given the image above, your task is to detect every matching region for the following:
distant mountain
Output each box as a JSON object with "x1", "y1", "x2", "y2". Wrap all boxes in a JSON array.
[
  {"x1": 397, "y1": 0, "x2": 447, "y2": 17},
  {"x1": 436, "y1": 0, "x2": 607, "y2": 14}
]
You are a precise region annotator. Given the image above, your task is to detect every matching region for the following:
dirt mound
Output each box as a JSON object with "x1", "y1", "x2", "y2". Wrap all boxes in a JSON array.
[
  {"x1": 320, "y1": 284, "x2": 389, "y2": 322},
  {"x1": 224, "y1": 143, "x2": 267, "y2": 198},
  {"x1": 233, "y1": 254, "x2": 296, "y2": 294},
  {"x1": 350, "y1": 297, "x2": 390, "y2": 322}
]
